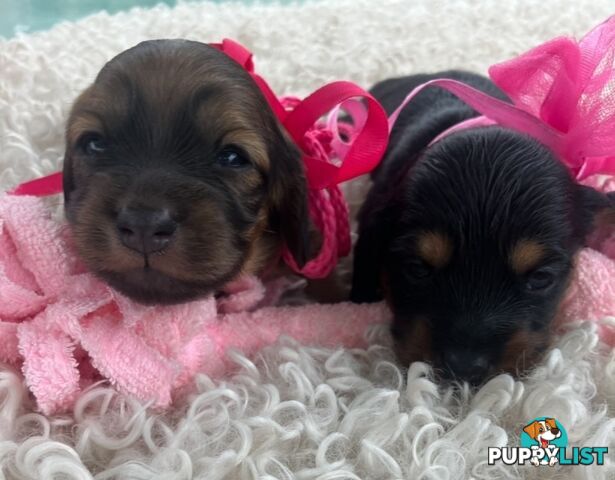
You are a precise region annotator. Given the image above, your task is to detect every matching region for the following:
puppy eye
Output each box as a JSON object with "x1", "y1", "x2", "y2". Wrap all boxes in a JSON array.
[
  {"x1": 79, "y1": 134, "x2": 107, "y2": 156},
  {"x1": 216, "y1": 147, "x2": 250, "y2": 168},
  {"x1": 525, "y1": 269, "x2": 556, "y2": 292},
  {"x1": 405, "y1": 259, "x2": 433, "y2": 280}
]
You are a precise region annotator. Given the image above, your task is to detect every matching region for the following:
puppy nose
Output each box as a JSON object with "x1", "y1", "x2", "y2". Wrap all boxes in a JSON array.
[
  {"x1": 116, "y1": 207, "x2": 176, "y2": 254},
  {"x1": 441, "y1": 349, "x2": 490, "y2": 385}
]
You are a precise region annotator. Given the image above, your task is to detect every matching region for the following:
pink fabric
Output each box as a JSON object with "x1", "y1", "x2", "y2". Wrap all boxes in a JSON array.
[
  {"x1": 386, "y1": 78, "x2": 565, "y2": 158},
  {"x1": 557, "y1": 177, "x2": 615, "y2": 340},
  {"x1": 557, "y1": 249, "x2": 615, "y2": 344},
  {"x1": 0, "y1": 195, "x2": 390, "y2": 415}
]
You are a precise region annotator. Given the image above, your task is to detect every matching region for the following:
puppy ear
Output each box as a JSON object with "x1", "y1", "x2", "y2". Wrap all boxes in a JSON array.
[
  {"x1": 573, "y1": 184, "x2": 615, "y2": 242},
  {"x1": 545, "y1": 418, "x2": 557, "y2": 430},
  {"x1": 268, "y1": 127, "x2": 311, "y2": 268},
  {"x1": 523, "y1": 422, "x2": 539, "y2": 439}
]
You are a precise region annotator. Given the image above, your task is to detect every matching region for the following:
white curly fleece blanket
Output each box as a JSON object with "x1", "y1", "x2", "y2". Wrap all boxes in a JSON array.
[{"x1": 1, "y1": 1, "x2": 615, "y2": 479}]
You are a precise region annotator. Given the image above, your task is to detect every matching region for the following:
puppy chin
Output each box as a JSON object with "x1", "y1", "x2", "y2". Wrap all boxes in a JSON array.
[{"x1": 98, "y1": 268, "x2": 214, "y2": 305}]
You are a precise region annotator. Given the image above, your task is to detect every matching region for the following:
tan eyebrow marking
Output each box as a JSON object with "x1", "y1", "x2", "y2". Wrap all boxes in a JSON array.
[
  {"x1": 510, "y1": 239, "x2": 545, "y2": 274},
  {"x1": 196, "y1": 98, "x2": 271, "y2": 172},
  {"x1": 416, "y1": 231, "x2": 453, "y2": 269},
  {"x1": 222, "y1": 129, "x2": 269, "y2": 171}
]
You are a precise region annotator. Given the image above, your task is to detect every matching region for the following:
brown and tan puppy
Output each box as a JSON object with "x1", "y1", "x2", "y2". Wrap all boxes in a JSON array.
[{"x1": 63, "y1": 39, "x2": 310, "y2": 304}]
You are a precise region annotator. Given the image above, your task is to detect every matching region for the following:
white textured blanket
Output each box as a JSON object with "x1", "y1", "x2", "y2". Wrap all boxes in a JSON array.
[{"x1": 0, "y1": 1, "x2": 614, "y2": 479}]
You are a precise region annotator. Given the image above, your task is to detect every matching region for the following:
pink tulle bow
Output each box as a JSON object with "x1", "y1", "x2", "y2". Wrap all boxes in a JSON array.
[
  {"x1": 385, "y1": 16, "x2": 615, "y2": 182},
  {"x1": 489, "y1": 15, "x2": 615, "y2": 180}
]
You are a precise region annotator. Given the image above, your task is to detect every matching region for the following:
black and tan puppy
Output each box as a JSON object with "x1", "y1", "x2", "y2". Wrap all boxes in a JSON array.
[
  {"x1": 63, "y1": 40, "x2": 309, "y2": 304},
  {"x1": 351, "y1": 71, "x2": 614, "y2": 385}
]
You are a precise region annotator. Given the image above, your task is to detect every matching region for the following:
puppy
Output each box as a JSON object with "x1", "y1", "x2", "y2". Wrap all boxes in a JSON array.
[
  {"x1": 351, "y1": 71, "x2": 614, "y2": 385},
  {"x1": 63, "y1": 40, "x2": 310, "y2": 305}
]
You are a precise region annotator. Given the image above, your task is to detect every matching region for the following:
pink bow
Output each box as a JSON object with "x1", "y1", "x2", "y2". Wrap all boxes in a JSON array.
[
  {"x1": 211, "y1": 40, "x2": 389, "y2": 189},
  {"x1": 387, "y1": 16, "x2": 615, "y2": 182},
  {"x1": 211, "y1": 40, "x2": 388, "y2": 278},
  {"x1": 489, "y1": 15, "x2": 615, "y2": 180}
]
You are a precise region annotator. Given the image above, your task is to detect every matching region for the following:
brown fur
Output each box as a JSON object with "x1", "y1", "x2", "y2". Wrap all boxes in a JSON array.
[
  {"x1": 239, "y1": 207, "x2": 279, "y2": 276},
  {"x1": 66, "y1": 112, "x2": 103, "y2": 147},
  {"x1": 63, "y1": 40, "x2": 310, "y2": 304}
]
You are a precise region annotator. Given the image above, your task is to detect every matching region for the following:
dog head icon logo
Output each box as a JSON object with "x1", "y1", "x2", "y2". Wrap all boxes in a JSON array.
[
  {"x1": 524, "y1": 418, "x2": 562, "y2": 449},
  {"x1": 521, "y1": 417, "x2": 567, "y2": 466}
]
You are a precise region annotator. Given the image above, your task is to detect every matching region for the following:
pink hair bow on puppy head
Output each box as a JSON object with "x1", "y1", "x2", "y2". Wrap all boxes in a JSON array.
[
  {"x1": 389, "y1": 16, "x2": 615, "y2": 181},
  {"x1": 489, "y1": 15, "x2": 615, "y2": 180}
]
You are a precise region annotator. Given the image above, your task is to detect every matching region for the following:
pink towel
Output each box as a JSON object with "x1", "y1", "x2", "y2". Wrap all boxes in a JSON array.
[
  {"x1": 0, "y1": 195, "x2": 389, "y2": 414},
  {"x1": 555, "y1": 176, "x2": 615, "y2": 343},
  {"x1": 0, "y1": 192, "x2": 613, "y2": 414}
]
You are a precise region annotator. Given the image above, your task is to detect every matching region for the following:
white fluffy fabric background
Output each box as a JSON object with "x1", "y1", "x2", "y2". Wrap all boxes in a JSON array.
[{"x1": 1, "y1": 1, "x2": 615, "y2": 479}]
